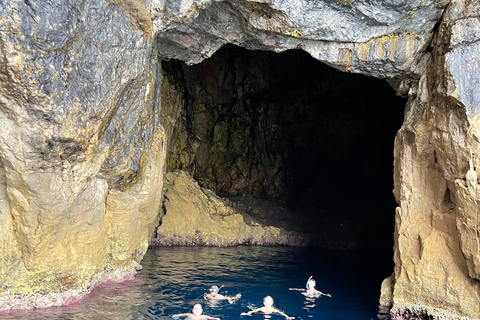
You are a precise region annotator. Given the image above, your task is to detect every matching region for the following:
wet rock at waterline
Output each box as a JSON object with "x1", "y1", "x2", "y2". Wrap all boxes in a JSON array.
[
  {"x1": 152, "y1": 171, "x2": 307, "y2": 246},
  {"x1": 1, "y1": 0, "x2": 480, "y2": 319}
]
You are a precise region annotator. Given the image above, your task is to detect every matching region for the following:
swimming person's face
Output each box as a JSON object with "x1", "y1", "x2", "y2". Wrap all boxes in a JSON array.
[
  {"x1": 263, "y1": 296, "x2": 274, "y2": 307},
  {"x1": 307, "y1": 280, "x2": 316, "y2": 289},
  {"x1": 192, "y1": 304, "x2": 203, "y2": 315},
  {"x1": 210, "y1": 286, "x2": 218, "y2": 296}
]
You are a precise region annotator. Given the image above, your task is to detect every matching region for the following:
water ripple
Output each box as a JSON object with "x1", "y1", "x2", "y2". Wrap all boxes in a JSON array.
[{"x1": 1, "y1": 246, "x2": 391, "y2": 320}]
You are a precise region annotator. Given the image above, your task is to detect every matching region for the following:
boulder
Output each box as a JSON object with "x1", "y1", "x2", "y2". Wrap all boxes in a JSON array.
[{"x1": 152, "y1": 171, "x2": 308, "y2": 246}]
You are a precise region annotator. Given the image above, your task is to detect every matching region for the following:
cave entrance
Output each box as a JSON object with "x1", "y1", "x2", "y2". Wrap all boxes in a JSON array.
[{"x1": 162, "y1": 44, "x2": 406, "y2": 258}]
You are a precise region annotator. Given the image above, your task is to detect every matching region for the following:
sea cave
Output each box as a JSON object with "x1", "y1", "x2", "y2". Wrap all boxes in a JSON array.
[
  {"x1": 157, "y1": 44, "x2": 406, "y2": 256},
  {"x1": 1, "y1": 0, "x2": 480, "y2": 318}
]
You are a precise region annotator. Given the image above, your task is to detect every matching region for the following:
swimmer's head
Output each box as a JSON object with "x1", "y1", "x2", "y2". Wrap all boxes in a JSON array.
[
  {"x1": 209, "y1": 285, "x2": 219, "y2": 295},
  {"x1": 263, "y1": 296, "x2": 274, "y2": 307},
  {"x1": 192, "y1": 304, "x2": 203, "y2": 315},
  {"x1": 306, "y1": 276, "x2": 316, "y2": 289}
]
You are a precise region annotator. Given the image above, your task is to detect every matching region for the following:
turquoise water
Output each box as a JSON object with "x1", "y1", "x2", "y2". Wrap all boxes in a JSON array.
[{"x1": 2, "y1": 246, "x2": 392, "y2": 319}]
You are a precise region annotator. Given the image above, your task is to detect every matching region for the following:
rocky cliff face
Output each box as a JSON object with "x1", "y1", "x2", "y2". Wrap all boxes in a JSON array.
[
  {"x1": 1, "y1": 0, "x2": 480, "y2": 318},
  {"x1": 0, "y1": 0, "x2": 165, "y2": 310},
  {"x1": 381, "y1": 2, "x2": 480, "y2": 318}
]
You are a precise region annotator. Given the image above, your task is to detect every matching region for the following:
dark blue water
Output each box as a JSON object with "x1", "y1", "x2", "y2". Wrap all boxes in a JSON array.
[{"x1": 2, "y1": 246, "x2": 392, "y2": 319}]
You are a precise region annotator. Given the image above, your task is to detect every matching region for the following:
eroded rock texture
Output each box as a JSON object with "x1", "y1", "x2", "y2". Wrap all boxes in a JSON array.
[
  {"x1": 152, "y1": 170, "x2": 307, "y2": 246},
  {"x1": 380, "y1": 1, "x2": 480, "y2": 319},
  {"x1": 0, "y1": 0, "x2": 165, "y2": 310},
  {"x1": 154, "y1": 0, "x2": 449, "y2": 78}
]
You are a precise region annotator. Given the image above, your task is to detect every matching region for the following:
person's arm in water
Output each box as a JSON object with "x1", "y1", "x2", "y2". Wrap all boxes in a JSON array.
[
  {"x1": 288, "y1": 288, "x2": 305, "y2": 291},
  {"x1": 205, "y1": 293, "x2": 228, "y2": 302},
  {"x1": 173, "y1": 314, "x2": 220, "y2": 320},
  {"x1": 272, "y1": 307, "x2": 295, "y2": 319},
  {"x1": 240, "y1": 307, "x2": 263, "y2": 316},
  {"x1": 215, "y1": 294, "x2": 229, "y2": 301},
  {"x1": 225, "y1": 293, "x2": 241, "y2": 304},
  {"x1": 173, "y1": 313, "x2": 192, "y2": 317},
  {"x1": 307, "y1": 288, "x2": 331, "y2": 297},
  {"x1": 172, "y1": 312, "x2": 192, "y2": 319},
  {"x1": 317, "y1": 289, "x2": 331, "y2": 297}
]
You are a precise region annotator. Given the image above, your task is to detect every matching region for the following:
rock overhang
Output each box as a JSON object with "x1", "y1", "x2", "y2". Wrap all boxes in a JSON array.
[{"x1": 153, "y1": 0, "x2": 450, "y2": 79}]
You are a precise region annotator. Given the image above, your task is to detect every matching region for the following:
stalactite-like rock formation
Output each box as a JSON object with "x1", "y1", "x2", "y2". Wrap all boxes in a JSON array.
[{"x1": 1, "y1": 0, "x2": 480, "y2": 318}]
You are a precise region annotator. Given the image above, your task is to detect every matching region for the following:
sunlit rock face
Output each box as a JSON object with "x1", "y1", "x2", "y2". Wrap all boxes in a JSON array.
[
  {"x1": 0, "y1": 0, "x2": 165, "y2": 310},
  {"x1": 380, "y1": 1, "x2": 480, "y2": 319},
  {"x1": 152, "y1": 170, "x2": 308, "y2": 246}
]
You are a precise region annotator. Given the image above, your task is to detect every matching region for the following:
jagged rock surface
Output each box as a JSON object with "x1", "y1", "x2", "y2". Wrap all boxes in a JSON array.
[
  {"x1": 380, "y1": 1, "x2": 480, "y2": 319},
  {"x1": 160, "y1": 44, "x2": 405, "y2": 252},
  {"x1": 153, "y1": 0, "x2": 449, "y2": 78},
  {"x1": 155, "y1": 0, "x2": 480, "y2": 318},
  {"x1": 0, "y1": 0, "x2": 165, "y2": 310}
]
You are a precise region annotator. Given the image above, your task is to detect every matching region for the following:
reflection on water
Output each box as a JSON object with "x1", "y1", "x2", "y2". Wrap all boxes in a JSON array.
[{"x1": 1, "y1": 246, "x2": 392, "y2": 319}]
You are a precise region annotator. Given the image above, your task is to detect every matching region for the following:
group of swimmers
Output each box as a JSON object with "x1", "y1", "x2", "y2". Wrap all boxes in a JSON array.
[{"x1": 172, "y1": 276, "x2": 331, "y2": 319}]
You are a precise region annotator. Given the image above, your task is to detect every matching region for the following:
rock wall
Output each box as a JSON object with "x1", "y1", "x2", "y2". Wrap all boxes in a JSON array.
[
  {"x1": 160, "y1": 44, "x2": 405, "y2": 252},
  {"x1": 0, "y1": 0, "x2": 165, "y2": 310},
  {"x1": 381, "y1": 1, "x2": 480, "y2": 319},
  {"x1": 162, "y1": 45, "x2": 405, "y2": 201}
]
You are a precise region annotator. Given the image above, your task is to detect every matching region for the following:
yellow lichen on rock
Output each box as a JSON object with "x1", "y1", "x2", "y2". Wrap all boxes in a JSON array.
[
  {"x1": 285, "y1": 27, "x2": 303, "y2": 38},
  {"x1": 338, "y1": 48, "x2": 353, "y2": 72}
]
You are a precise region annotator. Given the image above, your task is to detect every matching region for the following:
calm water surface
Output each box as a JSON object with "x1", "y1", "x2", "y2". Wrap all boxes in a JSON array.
[{"x1": 3, "y1": 246, "x2": 392, "y2": 319}]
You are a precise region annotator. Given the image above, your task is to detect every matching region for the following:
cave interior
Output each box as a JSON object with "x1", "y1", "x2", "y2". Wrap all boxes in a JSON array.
[{"x1": 162, "y1": 44, "x2": 406, "y2": 259}]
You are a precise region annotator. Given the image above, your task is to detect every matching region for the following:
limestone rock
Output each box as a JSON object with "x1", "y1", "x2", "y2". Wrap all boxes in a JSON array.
[
  {"x1": 153, "y1": 0, "x2": 449, "y2": 78},
  {"x1": 379, "y1": 2, "x2": 480, "y2": 318},
  {"x1": 152, "y1": 171, "x2": 307, "y2": 246},
  {"x1": 0, "y1": 0, "x2": 165, "y2": 310}
]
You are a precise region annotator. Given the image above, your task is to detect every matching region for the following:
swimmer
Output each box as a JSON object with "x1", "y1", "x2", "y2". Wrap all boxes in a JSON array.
[
  {"x1": 289, "y1": 276, "x2": 331, "y2": 297},
  {"x1": 204, "y1": 285, "x2": 241, "y2": 304},
  {"x1": 240, "y1": 295, "x2": 294, "y2": 319},
  {"x1": 172, "y1": 303, "x2": 220, "y2": 320}
]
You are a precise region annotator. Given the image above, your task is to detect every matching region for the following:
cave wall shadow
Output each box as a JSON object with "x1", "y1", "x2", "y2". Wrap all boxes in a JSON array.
[{"x1": 162, "y1": 44, "x2": 406, "y2": 257}]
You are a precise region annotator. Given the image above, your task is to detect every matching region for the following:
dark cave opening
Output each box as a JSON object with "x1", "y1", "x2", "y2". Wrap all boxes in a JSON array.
[{"x1": 162, "y1": 44, "x2": 406, "y2": 258}]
